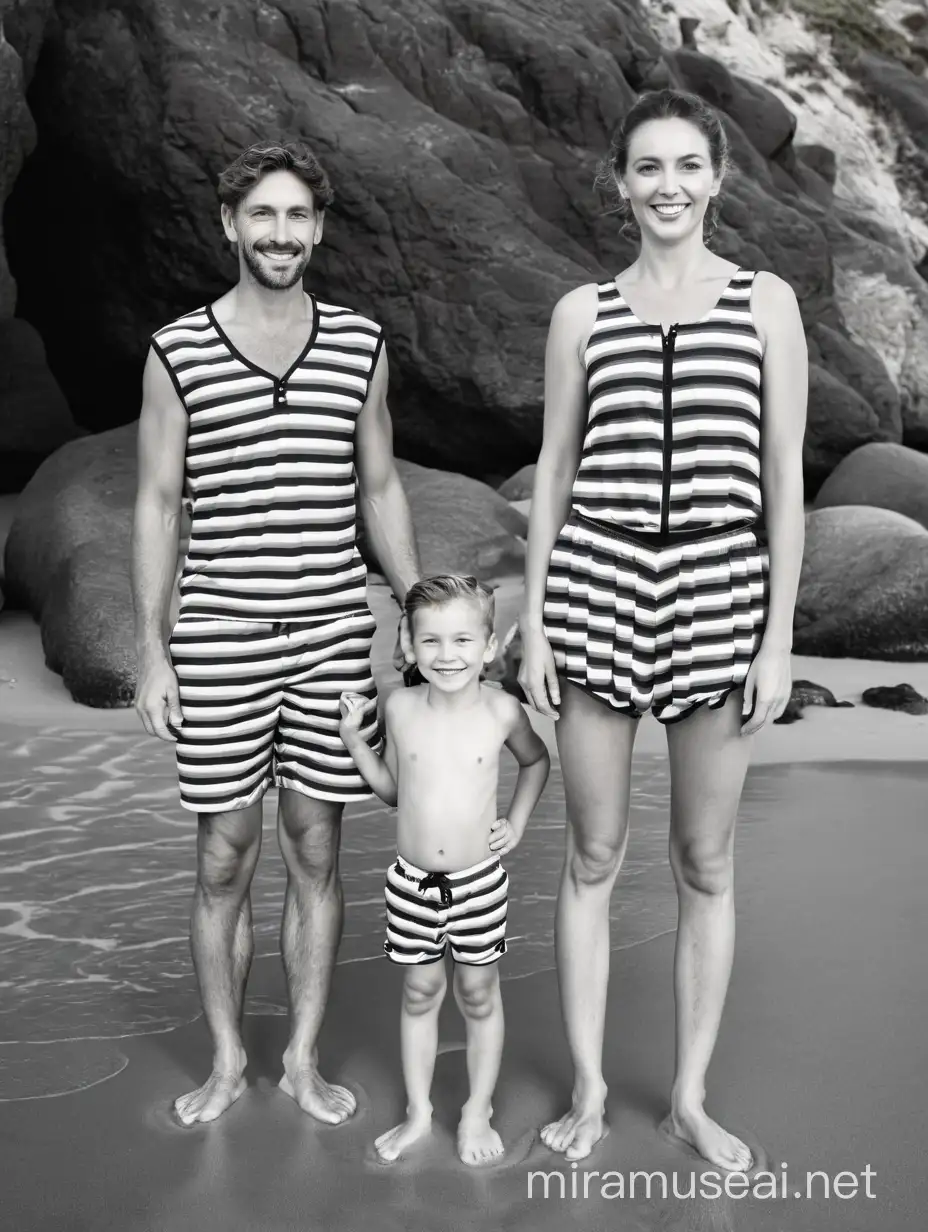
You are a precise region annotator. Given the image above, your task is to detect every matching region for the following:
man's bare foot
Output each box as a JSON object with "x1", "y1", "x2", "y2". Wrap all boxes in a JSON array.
[
  {"x1": 457, "y1": 1110, "x2": 504, "y2": 1167},
  {"x1": 279, "y1": 1054, "x2": 356, "y2": 1125},
  {"x1": 541, "y1": 1082, "x2": 608, "y2": 1161},
  {"x1": 669, "y1": 1102, "x2": 753, "y2": 1174},
  {"x1": 374, "y1": 1112, "x2": 432, "y2": 1162},
  {"x1": 173, "y1": 1062, "x2": 247, "y2": 1127}
]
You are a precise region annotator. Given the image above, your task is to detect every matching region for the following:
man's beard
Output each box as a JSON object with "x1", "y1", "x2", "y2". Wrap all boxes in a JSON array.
[{"x1": 242, "y1": 242, "x2": 312, "y2": 290}]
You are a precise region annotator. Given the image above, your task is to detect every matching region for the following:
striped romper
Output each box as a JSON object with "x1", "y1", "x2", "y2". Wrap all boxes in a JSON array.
[
  {"x1": 543, "y1": 269, "x2": 769, "y2": 724},
  {"x1": 152, "y1": 296, "x2": 384, "y2": 811}
]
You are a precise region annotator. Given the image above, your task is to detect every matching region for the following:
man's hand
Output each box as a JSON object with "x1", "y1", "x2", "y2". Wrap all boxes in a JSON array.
[
  {"x1": 489, "y1": 817, "x2": 519, "y2": 856},
  {"x1": 134, "y1": 656, "x2": 184, "y2": 742}
]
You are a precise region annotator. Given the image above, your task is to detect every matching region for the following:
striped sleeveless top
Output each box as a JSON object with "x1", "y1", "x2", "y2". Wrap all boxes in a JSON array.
[
  {"x1": 151, "y1": 296, "x2": 383, "y2": 623},
  {"x1": 572, "y1": 269, "x2": 763, "y2": 535}
]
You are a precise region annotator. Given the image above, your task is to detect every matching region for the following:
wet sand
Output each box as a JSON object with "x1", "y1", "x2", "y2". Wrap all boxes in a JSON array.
[{"x1": 3, "y1": 760, "x2": 927, "y2": 1231}]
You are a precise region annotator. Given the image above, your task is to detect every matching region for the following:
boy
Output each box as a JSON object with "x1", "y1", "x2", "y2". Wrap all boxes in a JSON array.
[{"x1": 339, "y1": 575, "x2": 550, "y2": 1166}]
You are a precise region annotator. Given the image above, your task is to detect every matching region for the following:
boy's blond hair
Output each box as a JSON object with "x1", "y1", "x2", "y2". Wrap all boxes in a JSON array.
[{"x1": 403, "y1": 575, "x2": 495, "y2": 636}]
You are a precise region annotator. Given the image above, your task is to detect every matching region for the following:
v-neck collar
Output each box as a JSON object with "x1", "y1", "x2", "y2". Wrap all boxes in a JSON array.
[{"x1": 205, "y1": 293, "x2": 319, "y2": 382}]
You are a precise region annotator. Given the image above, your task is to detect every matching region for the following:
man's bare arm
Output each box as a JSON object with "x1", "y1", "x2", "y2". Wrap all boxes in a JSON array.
[
  {"x1": 132, "y1": 348, "x2": 188, "y2": 662},
  {"x1": 131, "y1": 349, "x2": 188, "y2": 741},
  {"x1": 354, "y1": 344, "x2": 420, "y2": 604}
]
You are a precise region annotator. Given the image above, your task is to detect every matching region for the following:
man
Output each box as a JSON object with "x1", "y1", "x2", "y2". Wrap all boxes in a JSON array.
[{"x1": 131, "y1": 142, "x2": 420, "y2": 1127}]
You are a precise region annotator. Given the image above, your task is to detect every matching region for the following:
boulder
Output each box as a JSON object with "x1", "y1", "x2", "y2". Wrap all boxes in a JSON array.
[
  {"x1": 806, "y1": 323, "x2": 901, "y2": 443},
  {"x1": 41, "y1": 539, "x2": 137, "y2": 707},
  {"x1": 497, "y1": 464, "x2": 537, "y2": 502},
  {"x1": 793, "y1": 506, "x2": 928, "y2": 659},
  {"x1": 359, "y1": 458, "x2": 527, "y2": 581},
  {"x1": 0, "y1": 318, "x2": 81, "y2": 491},
  {"x1": 813, "y1": 443, "x2": 928, "y2": 531},
  {"x1": 3, "y1": 423, "x2": 137, "y2": 618},
  {"x1": 803, "y1": 365, "x2": 894, "y2": 488}
]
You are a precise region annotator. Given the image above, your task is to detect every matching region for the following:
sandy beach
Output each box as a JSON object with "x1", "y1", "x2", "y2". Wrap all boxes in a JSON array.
[{"x1": 2, "y1": 498, "x2": 928, "y2": 1231}]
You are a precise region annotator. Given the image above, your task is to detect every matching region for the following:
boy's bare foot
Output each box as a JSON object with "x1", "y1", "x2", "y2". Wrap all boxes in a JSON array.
[
  {"x1": 374, "y1": 1113, "x2": 433, "y2": 1161},
  {"x1": 457, "y1": 1111, "x2": 504, "y2": 1166},
  {"x1": 173, "y1": 1055, "x2": 247, "y2": 1126},
  {"x1": 669, "y1": 1101, "x2": 753, "y2": 1173},
  {"x1": 279, "y1": 1053, "x2": 356, "y2": 1125},
  {"x1": 541, "y1": 1080, "x2": 608, "y2": 1160}
]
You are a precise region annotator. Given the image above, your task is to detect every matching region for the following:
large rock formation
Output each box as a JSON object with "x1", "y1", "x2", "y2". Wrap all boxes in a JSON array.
[
  {"x1": 3, "y1": 422, "x2": 527, "y2": 705},
  {"x1": 793, "y1": 505, "x2": 928, "y2": 659},
  {"x1": 813, "y1": 442, "x2": 928, "y2": 531},
  {"x1": 0, "y1": 1, "x2": 80, "y2": 489},
  {"x1": 0, "y1": 0, "x2": 911, "y2": 483}
]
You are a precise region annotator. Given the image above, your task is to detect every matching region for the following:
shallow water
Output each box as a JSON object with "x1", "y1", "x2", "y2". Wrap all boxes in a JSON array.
[{"x1": 0, "y1": 722, "x2": 912, "y2": 1098}]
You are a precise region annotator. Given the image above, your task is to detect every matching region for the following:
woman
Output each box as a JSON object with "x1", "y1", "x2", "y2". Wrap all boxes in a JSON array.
[{"x1": 518, "y1": 88, "x2": 806, "y2": 1169}]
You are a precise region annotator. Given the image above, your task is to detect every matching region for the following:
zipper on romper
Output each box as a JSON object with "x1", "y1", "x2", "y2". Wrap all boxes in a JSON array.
[{"x1": 659, "y1": 324, "x2": 678, "y2": 538}]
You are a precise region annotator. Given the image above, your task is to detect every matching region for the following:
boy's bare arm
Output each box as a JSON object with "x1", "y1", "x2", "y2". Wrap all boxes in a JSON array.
[
  {"x1": 493, "y1": 696, "x2": 550, "y2": 849},
  {"x1": 339, "y1": 692, "x2": 399, "y2": 807}
]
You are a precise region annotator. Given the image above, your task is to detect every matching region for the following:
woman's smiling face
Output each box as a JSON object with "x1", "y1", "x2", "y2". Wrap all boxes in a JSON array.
[{"x1": 618, "y1": 117, "x2": 722, "y2": 241}]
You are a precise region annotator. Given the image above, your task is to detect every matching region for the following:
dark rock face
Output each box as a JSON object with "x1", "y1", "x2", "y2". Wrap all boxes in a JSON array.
[
  {"x1": 0, "y1": 0, "x2": 905, "y2": 485},
  {"x1": 861, "y1": 684, "x2": 928, "y2": 715},
  {"x1": 794, "y1": 507, "x2": 928, "y2": 659},
  {"x1": 813, "y1": 442, "x2": 928, "y2": 531},
  {"x1": 0, "y1": 318, "x2": 81, "y2": 491}
]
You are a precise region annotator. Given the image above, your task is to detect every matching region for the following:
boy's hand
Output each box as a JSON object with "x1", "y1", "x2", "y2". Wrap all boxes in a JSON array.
[
  {"x1": 489, "y1": 817, "x2": 519, "y2": 856},
  {"x1": 339, "y1": 691, "x2": 371, "y2": 739}
]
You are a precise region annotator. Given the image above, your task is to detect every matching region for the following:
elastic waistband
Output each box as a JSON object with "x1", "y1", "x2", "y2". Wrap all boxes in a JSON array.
[
  {"x1": 394, "y1": 852, "x2": 502, "y2": 884},
  {"x1": 571, "y1": 511, "x2": 765, "y2": 549}
]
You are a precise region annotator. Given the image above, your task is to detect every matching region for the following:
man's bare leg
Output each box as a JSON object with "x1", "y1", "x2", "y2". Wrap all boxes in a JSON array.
[
  {"x1": 665, "y1": 692, "x2": 754, "y2": 1173},
  {"x1": 375, "y1": 962, "x2": 447, "y2": 1161},
  {"x1": 454, "y1": 962, "x2": 505, "y2": 1166},
  {"x1": 540, "y1": 682, "x2": 638, "y2": 1161},
  {"x1": 174, "y1": 802, "x2": 263, "y2": 1126},
  {"x1": 276, "y1": 788, "x2": 355, "y2": 1123}
]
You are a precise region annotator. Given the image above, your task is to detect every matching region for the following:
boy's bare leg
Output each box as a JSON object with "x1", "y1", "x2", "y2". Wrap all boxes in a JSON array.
[
  {"x1": 174, "y1": 803, "x2": 263, "y2": 1126},
  {"x1": 276, "y1": 788, "x2": 355, "y2": 1124},
  {"x1": 375, "y1": 962, "x2": 447, "y2": 1161},
  {"x1": 453, "y1": 961, "x2": 505, "y2": 1165}
]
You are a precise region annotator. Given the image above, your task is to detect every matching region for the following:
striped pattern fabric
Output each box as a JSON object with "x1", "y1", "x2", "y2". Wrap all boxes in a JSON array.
[
  {"x1": 168, "y1": 611, "x2": 380, "y2": 811},
  {"x1": 543, "y1": 269, "x2": 769, "y2": 724},
  {"x1": 544, "y1": 514, "x2": 768, "y2": 723},
  {"x1": 152, "y1": 295, "x2": 383, "y2": 623},
  {"x1": 574, "y1": 270, "x2": 763, "y2": 535},
  {"x1": 384, "y1": 854, "x2": 509, "y2": 965}
]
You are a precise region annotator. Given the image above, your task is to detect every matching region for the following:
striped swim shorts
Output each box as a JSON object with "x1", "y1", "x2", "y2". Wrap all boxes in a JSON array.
[
  {"x1": 383, "y1": 853, "x2": 509, "y2": 966},
  {"x1": 168, "y1": 608, "x2": 381, "y2": 813},
  {"x1": 543, "y1": 511, "x2": 769, "y2": 725}
]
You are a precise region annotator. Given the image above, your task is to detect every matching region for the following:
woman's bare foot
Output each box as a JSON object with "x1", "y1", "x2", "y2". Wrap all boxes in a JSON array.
[
  {"x1": 280, "y1": 1052, "x2": 356, "y2": 1125},
  {"x1": 173, "y1": 1052, "x2": 247, "y2": 1127},
  {"x1": 457, "y1": 1110, "x2": 504, "y2": 1167},
  {"x1": 669, "y1": 1100, "x2": 753, "y2": 1173},
  {"x1": 374, "y1": 1112, "x2": 433, "y2": 1162},
  {"x1": 541, "y1": 1080, "x2": 608, "y2": 1161}
]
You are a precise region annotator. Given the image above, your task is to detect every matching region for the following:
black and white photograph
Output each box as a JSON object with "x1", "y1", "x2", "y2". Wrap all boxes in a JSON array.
[{"x1": 1, "y1": 0, "x2": 927, "y2": 1228}]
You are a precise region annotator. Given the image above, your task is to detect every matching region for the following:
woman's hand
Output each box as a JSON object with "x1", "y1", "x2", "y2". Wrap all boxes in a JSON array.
[
  {"x1": 517, "y1": 625, "x2": 561, "y2": 720},
  {"x1": 741, "y1": 643, "x2": 792, "y2": 736}
]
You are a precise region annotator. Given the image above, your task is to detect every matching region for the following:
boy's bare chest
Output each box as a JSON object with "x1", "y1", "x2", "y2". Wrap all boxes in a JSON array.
[{"x1": 398, "y1": 715, "x2": 500, "y2": 774}]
